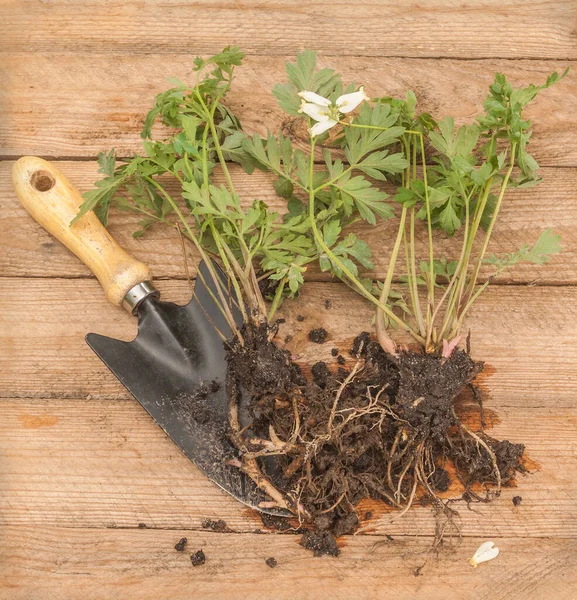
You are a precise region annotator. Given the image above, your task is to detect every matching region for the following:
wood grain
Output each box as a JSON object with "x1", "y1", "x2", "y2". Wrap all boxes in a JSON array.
[
  {"x1": 1, "y1": 54, "x2": 575, "y2": 163},
  {"x1": 2, "y1": 0, "x2": 577, "y2": 60},
  {"x1": 0, "y1": 397, "x2": 575, "y2": 539},
  {"x1": 0, "y1": 527, "x2": 575, "y2": 600},
  {"x1": 0, "y1": 278, "x2": 575, "y2": 406},
  {"x1": 2, "y1": 161, "x2": 576, "y2": 284}
]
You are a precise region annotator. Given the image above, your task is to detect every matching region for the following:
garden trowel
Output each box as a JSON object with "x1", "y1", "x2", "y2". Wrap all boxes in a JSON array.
[{"x1": 12, "y1": 157, "x2": 289, "y2": 516}]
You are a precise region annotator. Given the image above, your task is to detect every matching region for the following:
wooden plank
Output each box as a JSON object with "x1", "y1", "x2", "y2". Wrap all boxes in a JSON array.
[
  {"x1": 3, "y1": 0, "x2": 577, "y2": 60},
  {"x1": 0, "y1": 278, "x2": 576, "y2": 406},
  {"x1": 0, "y1": 527, "x2": 575, "y2": 600},
  {"x1": 2, "y1": 161, "x2": 576, "y2": 285},
  {"x1": 1, "y1": 397, "x2": 575, "y2": 538},
  {"x1": 1, "y1": 54, "x2": 575, "y2": 163}
]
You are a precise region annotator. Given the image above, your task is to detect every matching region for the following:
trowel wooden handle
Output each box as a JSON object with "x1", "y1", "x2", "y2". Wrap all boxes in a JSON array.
[{"x1": 12, "y1": 157, "x2": 153, "y2": 309}]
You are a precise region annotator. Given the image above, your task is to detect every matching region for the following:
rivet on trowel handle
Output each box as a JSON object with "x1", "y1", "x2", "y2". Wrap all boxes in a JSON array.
[{"x1": 123, "y1": 281, "x2": 160, "y2": 314}]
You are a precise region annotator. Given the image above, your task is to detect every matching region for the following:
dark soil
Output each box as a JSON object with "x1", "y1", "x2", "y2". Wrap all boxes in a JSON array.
[
  {"x1": 190, "y1": 550, "x2": 206, "y2": 567},
  {"x1": 325, "y1": 300, "x2": 332, "y2": 310},
  {"x1": 300, "y1": 529, "x2": 340, "y2": 557},
  {"x1": 225, "y1": 323, "x2": 526, "y2": 555},
  {"x1": 260, "y1": 512, "x2": 293, "y2": 532},
  {"x1": 331, "y1": 348, "x2": 339, "y2": 357},
  {"x1": 296, "y1": 315, "x2": 305, "y2": 322},
  {"x1": 309, "y1": 328, "x2": 328, "y2": 344},
  {"x1": 174, "y1": 537, "x2": 188, "y2": 552},
  {"x1": 512, "y1": 495, "x2": 523, "y2": 506},
  {"x1": 202, "y1": 518, "x2": 230, "y2": 532},
  {"x1": 265, "y1": 557, "x2": 278, "y2": 568}
]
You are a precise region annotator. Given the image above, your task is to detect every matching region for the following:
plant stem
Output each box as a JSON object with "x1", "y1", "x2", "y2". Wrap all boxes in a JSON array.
[
  {"x1": 419, "y1": 132, "x2": 435, "y2": 340},
  {"x1": 463, "y1": 143, "x2": 518, "y2": 306},
  {"x1": 437, "y1": 177, "x2": 493, "y2": 340},
  {"x1": 409, "y1": 207, "x2": 426, "y2": 336},
  {"x1": 267, "y1": 277, "x2": 287, "y2": 321},
  {"x1": 376, "y1": 204, "x2": 408, "y2": 337},
  {"x1": 307, "y1": 138, "x2": 425, "y2": 346},
  {"x1": 144, "y1": 176, "x2": 243, "y2": 342}
]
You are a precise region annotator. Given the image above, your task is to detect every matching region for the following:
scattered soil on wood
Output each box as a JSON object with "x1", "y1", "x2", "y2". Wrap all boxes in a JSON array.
[
  {"x1": 190, "y1": 550, "x2": 206, "y2": 566},
  {"x1": 265, "y1": 557, "x2": 278, "y2": 568},
  {"x1": 512, "y1": 495, "x2": 523, "y2": 506},
  {"x1": 202, "y1": 518, "x2": 231, "y2": 532},
  {"x1": 224, "y1": 323, "x2": 526, "y2": 556},
  {"x1": 309, "y1": 328, "x2": 328, "y2": 344},
  {"x1": 174, "y1": 537, "x2": 188, "y2": 552}
]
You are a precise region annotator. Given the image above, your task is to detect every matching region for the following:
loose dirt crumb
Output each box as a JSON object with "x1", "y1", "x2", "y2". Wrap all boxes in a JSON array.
[
  {"x1": 296, "y1": 315, "x2": 305, "y2": 322},
  {"x1": 324, "y1": 299, "x2": 332, "y2": 310},
  {"x1": 300, "y1": 530, "x2": 340, "y2": 557},
  {"x1": 332, "y1": 513, "x2": 359, "y2": 537},
  {"x1": 190, "y1": 550, "x2": 206, "y2": 567},
  {"x1": 350, "y1": 331, "x2": 370, "y2": 356},
  {"x1": 174, "y1": 537, "x2": 187, "y2": 552},
  {"x1": 414, "y1": 565, "x2": 424, "y2": 577},
  {"x1": 337, "y1": 355, "x2": 346, "y2": 365},
  {"x1": 265, "y1": 557, "x2": 278, "y2": 568},
  {"x1": 512, "y1": 495, "x2": 523, "y2": 506},
  {"x1": 364, "y1": 511, "x2": 372, "y2": 521},
  {"x1": 284, "y1": 335, "x2": 293, "y2": 343},
  {"x1": 331, "y1": 347, "x2": 339, "y2": 357},
  {"x1": 309, "y1": 328, "x2": 328, "y2": 344},
  {"x1": 431, "y1": 467, "x2": 450, "y2": 492},
  {"x1": 137, "y1": 523, "x2": 147, "y2": 529},
  {"x1": 311, "y1": 361, "x2": 331, "y2": 389},
  {"x1": 202, "y1": 518, "x2": 230, "y2": 532}
]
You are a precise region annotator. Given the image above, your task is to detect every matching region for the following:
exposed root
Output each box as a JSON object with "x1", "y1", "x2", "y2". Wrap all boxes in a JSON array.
[{"x1": 220, "y1": 324, "x2": 526, "y2": 550}]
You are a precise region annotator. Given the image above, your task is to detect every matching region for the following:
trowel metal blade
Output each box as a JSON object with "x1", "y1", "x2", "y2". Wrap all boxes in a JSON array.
[{"x1": 86, "y1": 260, "x2": 290, "y2": 516}]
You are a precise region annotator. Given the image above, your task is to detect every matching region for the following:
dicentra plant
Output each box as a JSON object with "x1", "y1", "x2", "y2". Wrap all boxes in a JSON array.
[{"x1": 257, "y1": 52, "x2": 566, "y2": 355}]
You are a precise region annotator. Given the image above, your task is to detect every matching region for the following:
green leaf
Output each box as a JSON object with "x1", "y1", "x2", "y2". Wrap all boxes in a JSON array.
[
  {"x1": 273, "y1": 50, "x2": 342, "y2": 115},
  {"x1": 221, "y1": 131, "x2": 255, "y2": 174},
  {"x1": 335, "y1": 175, "x2": 392, "y2": 225},
  {"x1": 323, "y1": 220, "x2": 341, "y2": 247},
  {"x1": 73, "y1": 172, "x2": 127, "y2": 225},
  {"x1": 97, "y1": 149, "x2": 116, "y2": 176},
  {"x1": 486, "y1": 229, "x2": 562, "y2": 271},
  {"x1": 437, "y1": 201, "x2": 461, "y2": 235},
  {"x1": 523, "y1": 228, "x2": 562, "y2": 264},
  {"x1": 356, "y1": 151, "x2": 409, "y2": 180},
  {"x1": 273, "y1": 176, "x2": 294, "y2": 198}
]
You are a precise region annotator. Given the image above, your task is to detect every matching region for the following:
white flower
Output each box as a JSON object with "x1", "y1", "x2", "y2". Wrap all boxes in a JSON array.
[
  {"x1": 298, "y1": 87, "x2": 369, "y2": 137},
  {"x1": 468, "y1": 541, "x2": 499, "y2": 567}
]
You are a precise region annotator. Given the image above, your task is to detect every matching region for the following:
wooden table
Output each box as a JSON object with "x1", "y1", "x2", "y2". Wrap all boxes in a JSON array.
[{"x1": 1, "y1": 1, "x2": 577, "y2": 598}]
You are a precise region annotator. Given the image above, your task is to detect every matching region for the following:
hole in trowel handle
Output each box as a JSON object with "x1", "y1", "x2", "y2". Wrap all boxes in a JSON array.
[{"x1": 31, "y1": 170, "x2": 55, "y2": 192}]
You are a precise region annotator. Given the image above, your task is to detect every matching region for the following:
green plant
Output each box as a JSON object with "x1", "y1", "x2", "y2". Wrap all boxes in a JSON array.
[{"x1": 263, "y1": 53, "x2": 566, "y2": 354}]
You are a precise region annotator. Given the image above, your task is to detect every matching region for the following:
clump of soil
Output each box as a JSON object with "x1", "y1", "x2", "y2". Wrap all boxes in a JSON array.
[
  {"x1": 300, "y1": 529, "x2": 340, "y2": 557},
  {"x1": 260, "y1": 513, "x2": 293, "y2": 532},
  {"x1": 190, "y1": 550, "x2": 206, "y2": 566},
  {"x1": 225, "y1": 323, "x2": 526, "y2": 555},
  {"x1": 309, "y1": 328, "x2": 328, "y2": 344},
  {"x1": 201, "y1": 518, "x2": 230, "y2": 532},
  {"x1": 265, "y1": 557, "x2": 278, "y2": 568},
  {"x1": 174, "y1": 537, "x2": 188, "y2": 552},
  {"x1": 513, "y1": 495, "x2": 523, "y2": 506}
]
